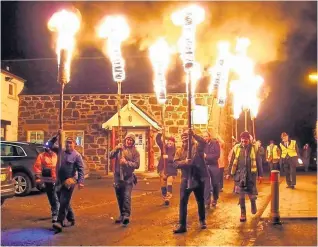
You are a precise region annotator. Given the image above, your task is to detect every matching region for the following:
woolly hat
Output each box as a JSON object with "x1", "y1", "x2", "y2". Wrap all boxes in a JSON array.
[
  {"x1": 124, "y1": 133, "x2": 136, "y2": 143},
  {"x1": 181, "y1": 132, "x2": 188, "y2": 141},
  {"x1": 240, "y1": 131, "x2": 250, "y2": 139},
  {"x1": 167, "y1": 136, "x2": 176, "y2": 143}
]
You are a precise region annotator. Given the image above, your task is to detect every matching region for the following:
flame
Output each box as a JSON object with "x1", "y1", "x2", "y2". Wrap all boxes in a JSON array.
[
  {"x1": 97, "y1": 16, "x2": 130, "y2": 82},
  {"x1": 209, "y1": 41, "x2": 231, "y2": 106},
  {"x1": 230, "y1": 37, "x2": 264, "y2": 119},
  {"x1": 149, "y1": 38, "x2": 171, "y2": 104},
  {"x1": 171, "y1": 5, "x2": 205, "y2": 26},
  {"x1": 172, "y1": 5, "x2": 205, "y2": 71},
  {"x1": 48, "y1": 9, "x2": 81, "y2": 82}
]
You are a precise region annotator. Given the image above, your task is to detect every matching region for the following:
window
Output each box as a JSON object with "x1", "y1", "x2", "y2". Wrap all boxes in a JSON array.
[
  {"x1": 192, "y1": 105, "x2": 208, "y2": 125},
  {"x1": 8, "y1": 82, "x2": 16, "y2": 98},
  {"x1": 27, "y1": 131, "x2": 45, "y2": 144},
  {"x1": 63, "y1": 131, "x2": 85, "y2": 155},
  {"x1": 0, "y1": 144, "x2": 26, "y2": 157}
]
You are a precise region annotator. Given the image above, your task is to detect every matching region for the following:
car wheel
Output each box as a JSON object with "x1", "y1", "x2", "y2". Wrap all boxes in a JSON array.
[
  {"x1": 1, "y1": 198, "x2": 5, "y2": 206},
  {"x1": 13, "y1": 172, "x2": 32, "y2": 196}
]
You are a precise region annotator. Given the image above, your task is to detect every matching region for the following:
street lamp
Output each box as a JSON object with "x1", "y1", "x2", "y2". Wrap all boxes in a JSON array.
[
  {"x1": 48, "y1": 9, "x2": 81, "y2": 173},
  {"x1": 308, "y1": 73, "x2": 318, "y2": 83}
]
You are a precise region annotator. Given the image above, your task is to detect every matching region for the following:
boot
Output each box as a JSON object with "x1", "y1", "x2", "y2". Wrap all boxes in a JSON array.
[
  {"x1": 52, "y1": 221, "x2": 63, "y2": 233},
  {"x1": 251, "y1": 200, "x2": 257, "y2": 215},
  {"x1": 115, "y1": 216, "x2": 123, "y2": 224},
  {"x1": 239, "y1": 197, "x2": 246, "y2": 222},
  {"x1": 173, "y1": 225, "x2": 187, "y2": 234},
  {"x1": 164, "y1": 200, "x2": 170, "y2": 206},
  {"x1": 200, "y1": 220, "x2": 207, "y2": 229},
  {"x1": 122, "y1": 217, "x2": 130, "y2": 227},
  {"x1": 211, "y1": 200, "x2": 217, "y2": 207}
]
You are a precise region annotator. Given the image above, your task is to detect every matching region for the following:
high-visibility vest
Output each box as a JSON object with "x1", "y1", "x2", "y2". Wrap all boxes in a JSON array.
[
  {"x1": 266, "y1": 145, "x2": 279, "y2": 160},
  {"x1": 231, "y1": 144, "x2": 257, "y2": 175},
  {"x1": 280, "y1": 140, "x2": 297, "y2": 158}
]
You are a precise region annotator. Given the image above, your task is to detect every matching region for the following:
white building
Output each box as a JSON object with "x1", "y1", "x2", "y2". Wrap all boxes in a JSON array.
[{"x1": 1, "y1": 68, "x2": 25, "y2": 141}]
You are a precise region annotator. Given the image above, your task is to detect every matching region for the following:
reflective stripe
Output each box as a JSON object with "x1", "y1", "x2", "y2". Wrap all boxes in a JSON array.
[
  {"x1": 267, "y1": 145, "x2": 279, "y2": 160},
  {"x1": 231, "y1": 144, "x2": 257, "y2": 175},
  {"x1": 280, "y1": 140, "x2": 297, "y2": 158}
]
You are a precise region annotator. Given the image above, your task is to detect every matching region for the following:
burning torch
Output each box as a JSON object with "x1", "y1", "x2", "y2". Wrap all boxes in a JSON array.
[
  {"x1": 172, "y1": 5, "x2": 205, "y2": 189},
  {"x1": 48, "y1": 9, "x2": 81, "y2": 175},
  {"x1": 209, "y1": 41, "x2": 231, "y2": 134},
  {"x1": 149, "y1": 38, "x2": 170, "y2": 175},
  {"x1": 98, "y1": 16, "x2": 130, "y2": 181}
]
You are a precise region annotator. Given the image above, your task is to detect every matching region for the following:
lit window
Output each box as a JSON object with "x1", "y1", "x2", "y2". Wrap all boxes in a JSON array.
[
  {"x1": 27, "y1": 131, "x2": 44, "y2": 144},
  {"x1": 192, "y1": 105, "x2": 208, "y2": 124},
  {"x1": 63, "y1": 131, "x2": 85, "y2": 155}
]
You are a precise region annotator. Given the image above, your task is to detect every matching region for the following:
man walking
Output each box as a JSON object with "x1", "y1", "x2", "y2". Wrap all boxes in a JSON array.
[
  {"x1": 266, "y1": 140, "x2": 281, "y2": 171},
  {"x1": 33, "y1": 136, "x2": 59, "y2": 223},
  {"x1": 226, "y1": 131, "x2": 262, "y2": 222},
  {"x1": 199, "y1": 131, "x2": 220, "y2": 209},
  {"x1": 302, "y1": 143, "x2": 311, "y2": 172},
  {"x1": 173, "y1": 129, "x2": 207, "y2": 234},
  {"x1": 110, "y1": 133, "x2": 140, "y2": 226},
  {"x1": 155, "y1": 132, "x2": 177, "y2": 205},
  {"x1": 280, "y1": 132, "x2": 300, "y2": 189},
  {"x1": 52, "y1": 137, "x2": 85, "y2": 232}
]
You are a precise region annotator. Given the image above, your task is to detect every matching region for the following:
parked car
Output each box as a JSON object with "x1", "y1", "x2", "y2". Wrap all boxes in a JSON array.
[
  {"x1": 309, "y1": 150, "x2": 317, "y2": 170},
  {"x1": 1, "y1": 160, "x2": 15, "y2": 205},
  {"x1": 0, "y1": 141, "x2": 90, "y2": 196},
  {"x1": 1, "y1": 141, "x2": 43, "y2": 196}
]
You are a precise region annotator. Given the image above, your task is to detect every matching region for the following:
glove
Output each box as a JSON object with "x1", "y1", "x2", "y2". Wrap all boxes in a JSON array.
[{"x1": 64, "y1": 178, "x2": 77, "y2": 189}]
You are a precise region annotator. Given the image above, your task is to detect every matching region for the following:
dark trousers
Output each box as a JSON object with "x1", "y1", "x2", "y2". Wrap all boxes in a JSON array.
[
  {"x1": 115, "y1": 181, "x2": 133, "y2": 218},
  {"x1": 269, "y1": 162, "x2": 280, "y2": 171},
  {"x1": 219, "y1": 167, "x2": 224, "y2": 190},
  {"x1": 204, "y1": 165, "x2": 220, "y2": 205},
  {"x1": 179, "y1": 179, "x2": 205, "y2": 226},
  {"x1": 283, "y1": 157, "x2": 297, "y2": 186},
  {"x1": 57, "y1": 185, "x2": 75, "y2": 223},
  {"x1": 44, "y1": 182, "x2": 60, "y2": 217}
]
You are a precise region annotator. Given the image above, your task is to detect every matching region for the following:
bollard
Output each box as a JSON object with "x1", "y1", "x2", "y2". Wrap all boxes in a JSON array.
[{"x1": 270, "y1": 170, "x2": 282, "y2": 225}]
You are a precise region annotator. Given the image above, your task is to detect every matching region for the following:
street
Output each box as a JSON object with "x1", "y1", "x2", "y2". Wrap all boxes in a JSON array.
[{"x1": 1, "y1": 172, "x2": 317, "y2": 246}]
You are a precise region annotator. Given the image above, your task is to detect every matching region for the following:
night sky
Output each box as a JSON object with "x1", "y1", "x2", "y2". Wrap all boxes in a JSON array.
[{"x1": 1, "y1": 1, "x2": 317, "y2": 149}]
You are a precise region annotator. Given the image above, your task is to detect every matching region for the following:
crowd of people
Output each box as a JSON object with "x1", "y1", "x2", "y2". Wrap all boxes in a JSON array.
[{"x1": 33, "y1": 127, "x2": 311, "y2": 234}]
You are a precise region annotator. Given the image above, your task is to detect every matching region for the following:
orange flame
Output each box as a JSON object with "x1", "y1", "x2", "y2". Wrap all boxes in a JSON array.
[
  {"x1": 48, "y1": 9, "x2": 81, "y2": 82},
  {"x1": 149, "y1": 38, "x2": 171, "y2": 104}
]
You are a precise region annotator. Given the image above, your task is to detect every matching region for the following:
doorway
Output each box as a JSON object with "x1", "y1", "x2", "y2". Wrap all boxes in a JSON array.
[{"x1": 129, "y1": 129, "x2": 146, "y2": 172}]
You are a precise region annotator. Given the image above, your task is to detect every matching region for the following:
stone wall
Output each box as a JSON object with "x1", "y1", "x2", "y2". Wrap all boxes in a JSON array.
[{"x1": 18, "y1": 93, "x2": 233, "y2": 173}]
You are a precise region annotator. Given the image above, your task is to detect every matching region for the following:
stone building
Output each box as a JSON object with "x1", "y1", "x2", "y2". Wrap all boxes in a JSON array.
[{"x1": 18, "y1": 93, "x2": 233, "y2": 175}]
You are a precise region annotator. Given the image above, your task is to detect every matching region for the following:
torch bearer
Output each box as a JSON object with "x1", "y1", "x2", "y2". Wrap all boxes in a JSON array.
[
  {"x1": 172, "y1": 5, "x2": 205, "y2": 190},
  {"x1": 149, "y1": 38, "x2": 170, "y2": 175},
  {"x1": 98, "y1": 16, "x2": 130, "y2": 182},
  {"x1": 48, "y1": 9, "x2": 81, "y2": 176}
]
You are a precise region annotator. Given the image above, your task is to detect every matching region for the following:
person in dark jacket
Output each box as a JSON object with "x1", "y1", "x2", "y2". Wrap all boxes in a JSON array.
[
  {"x1": 52, "y1": 137, "x2": 85, "y2": 232},
  {"x1": 302, "y1": 144, "x2": 311, "y2": 172},
  {"x1": 155, "y1": 132, "x2": 177, "y2": 205},
  {"x1": 173, "y1": 129, "x2": 207, "y2": 234},
  {"x1": 226, "y1": 131, "x2": 263, "y2": 222},
  {"x1": 199, "y1": 131, "x2": 220, "y2": 209},
  {"x1": 110, "y1": 133, "x2": 140, "y2": 226}
]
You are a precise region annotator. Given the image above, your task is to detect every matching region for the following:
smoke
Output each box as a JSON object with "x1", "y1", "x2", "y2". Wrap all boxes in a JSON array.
[{"x1": 73, "y1": 1, "x2": 316, "y2": 68}]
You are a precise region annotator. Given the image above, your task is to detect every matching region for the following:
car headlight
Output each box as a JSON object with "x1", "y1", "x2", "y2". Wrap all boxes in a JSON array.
[
  {"x1": 298, "y1": 158, "x2": 303, "y2": 164},
  {"x1": 314, "y1": 158, "x2": 317, "y2": 161}
]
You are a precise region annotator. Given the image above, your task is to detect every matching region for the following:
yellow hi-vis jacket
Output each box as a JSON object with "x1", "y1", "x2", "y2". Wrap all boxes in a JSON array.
[
  {"x1": 266, "y1": 145, "x2": 280, "y2": 163},
  {"x1": 230, "y1": 144, "x2": 257, "y2": 175},
  {"x1": 280, "y1": 140, "x2": 298, "y2": 158}
]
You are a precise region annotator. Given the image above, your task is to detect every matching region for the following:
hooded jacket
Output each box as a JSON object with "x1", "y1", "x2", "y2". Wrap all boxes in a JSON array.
[
  {"x1": 155, "y1": 133, "x2": 177, "y2": 176},
  {"x1": 173, "y1": 133, "x2": 207, "y2": 181},
  {"x1": 110, "y1": 133, "x2": 140, "y2": 183}
]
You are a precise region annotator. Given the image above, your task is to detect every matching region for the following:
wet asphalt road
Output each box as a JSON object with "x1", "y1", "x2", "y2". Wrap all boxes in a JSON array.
[{"x1": 1, "y1": 172, "x2": 316, "y2": 246}]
